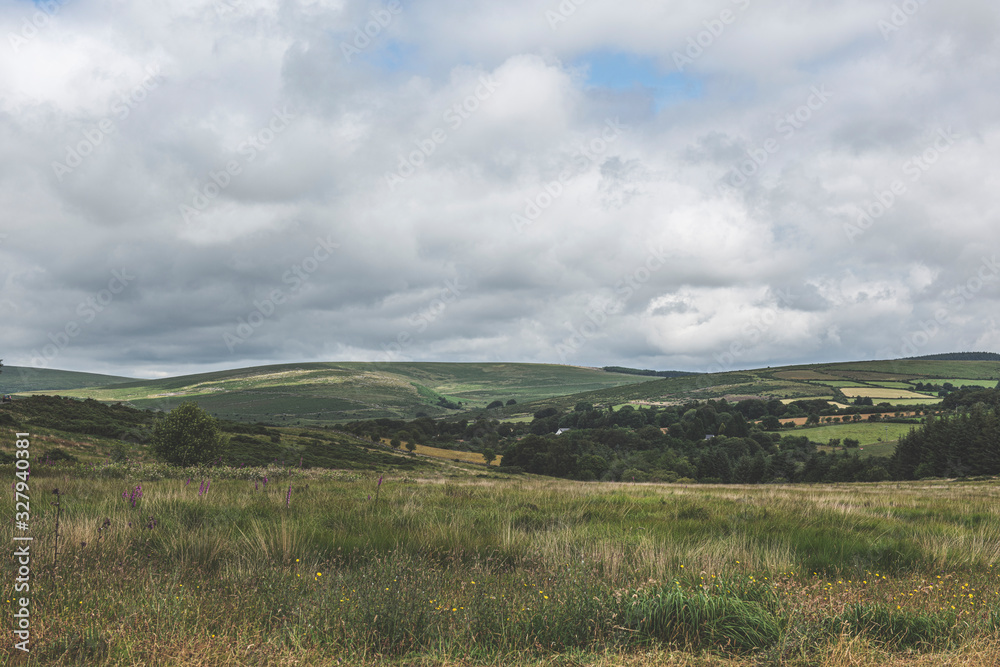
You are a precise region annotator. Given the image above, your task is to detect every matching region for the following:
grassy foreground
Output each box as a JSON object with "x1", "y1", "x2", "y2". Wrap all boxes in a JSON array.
[{"x1": 4, "y1": 465, "x2": 1000, "y2": 665}]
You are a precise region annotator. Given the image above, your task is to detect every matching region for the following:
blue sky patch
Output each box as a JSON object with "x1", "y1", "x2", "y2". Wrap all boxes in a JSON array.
[{"x1": 574, "y1": 51, "x2": 702, "y2": 111}]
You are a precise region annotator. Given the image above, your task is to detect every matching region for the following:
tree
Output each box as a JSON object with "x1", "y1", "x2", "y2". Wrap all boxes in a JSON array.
[
  {"x1": 390, "y1": 438, "x2": 401, "y2": 449},
  {"x1": 405, "y1": 440, "x2": 417, "y2": 454},
  {"x1": 761, "y1": 415, "x2": 782, "y2": 431},
  {"x1": 486, "y1": 400, "x2": 504, "y2": 410},
  {"x1": 482, "y1": 447, "x2": 496, "y2": 466},
  {"x1": 151, "y1": 402, "x2": 227, "y2": 466}
]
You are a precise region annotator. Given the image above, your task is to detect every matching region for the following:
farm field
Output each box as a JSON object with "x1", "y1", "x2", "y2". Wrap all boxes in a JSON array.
[
  {"x1": 514, "y1": 359, "x2": 999, "y2": 417},
  {"x1": 793, "y1": 422, "x2": 919, "y2": 448},
  {"x1": 4, "y1": 467, "x2": 1000, "y2": 666},
  {"x1": 935, "y1": 378, "x2": 1000, "y2": 388},
  {"x1": 877, "y1": 397, "x2": 944, "y2": 406},
  {"x1": 838, "y1": 387, "x2": 936, "y2": 400},
  {"x1": 378, "y1": 438, "x2": 501, "y2": 466},
  {"x1": 865, "y1": 381, "x2": 915, "y2": 389},
  {"x1": 832, "y1": 360, "x2": 1000, "y2": 380}
]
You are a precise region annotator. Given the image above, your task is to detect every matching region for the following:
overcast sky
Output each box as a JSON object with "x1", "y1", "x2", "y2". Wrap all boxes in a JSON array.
[{"x1": 1, "y1": 0, "x2": 998, "y2": 379}]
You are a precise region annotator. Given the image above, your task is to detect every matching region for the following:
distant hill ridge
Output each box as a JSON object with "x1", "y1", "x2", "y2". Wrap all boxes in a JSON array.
[
  {"x1": 6, "y1": 355, "x2": 1000, "y2": 425},
  {"x1": 903, "y1": 352, "x2": 1000, "y2": 361},
  {"x1": 0, "y1": 365, "x2": 135, "y2": 393},
  {"x1": 602, "y1": 366, "x2": 700, "y2": 378}
]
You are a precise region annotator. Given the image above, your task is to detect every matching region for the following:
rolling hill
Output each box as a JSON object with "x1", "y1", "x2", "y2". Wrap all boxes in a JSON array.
[
  {"x1": 0, "y1": 365, "x2": 135, "y2": 393},
  {"x1": 9, "y1": 357, "x2": 999, "y2": 427},
  {"x1": 508, "y1": 358, "x2": 1000, "y2": 416},
  {"x1": 12, "y1": 362, "x2": 655, "y2": 424}
]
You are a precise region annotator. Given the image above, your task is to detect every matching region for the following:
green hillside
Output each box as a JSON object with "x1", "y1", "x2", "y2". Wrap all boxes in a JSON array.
[
  {"x1": 512, "y1": 358, "x2": 1000, "y2": 416},
  {"x1": 0, "y1": 365, "x2": 135, "y2": 393},
  {"x1": 11, "y1": 357, "x2": 999, "y2": 427},
  {"x1": 15, "y1": 362, "x2": 654, "y2": 424}
]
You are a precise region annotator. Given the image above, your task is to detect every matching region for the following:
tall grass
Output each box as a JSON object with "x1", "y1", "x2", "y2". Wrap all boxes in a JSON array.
[{"x1": 2, "y1": 468, "x2": 1000, "y2": 664}]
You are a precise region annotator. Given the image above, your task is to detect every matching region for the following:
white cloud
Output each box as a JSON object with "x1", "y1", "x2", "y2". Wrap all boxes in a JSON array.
[{"x1": 1, "y1": 0, "x2": 998, "y2": 376}]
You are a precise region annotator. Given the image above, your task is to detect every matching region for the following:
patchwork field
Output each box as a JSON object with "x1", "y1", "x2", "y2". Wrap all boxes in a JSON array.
[{"x1": 7, "y1": 359, "x2": 997, "y2": 427}]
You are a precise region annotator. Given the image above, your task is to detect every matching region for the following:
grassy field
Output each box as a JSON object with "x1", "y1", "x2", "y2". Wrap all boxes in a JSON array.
[
  {"x1": 935, "y1": 378, "x2": 1000, "y2": 388},
  {"x1": 794, "y1": 422, "x2": 918, "y2": 447},
  {"x1": 4, "y1": 463, "x2": 1000, "y2": 666},
  {"x1": 881, "y1": 398, "x2": 944, "y2": 406},
  {"x1": 833, "y1": 360, "x2": 1000, "y2": 380},
  {"x1": 865, "y1": 381, "x2": 915, "y2": 389}
]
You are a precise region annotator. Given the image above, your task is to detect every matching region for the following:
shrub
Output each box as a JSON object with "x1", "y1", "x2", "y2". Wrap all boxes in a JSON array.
[
  {"x1": 151, "y1": 402, "x2": 227, "y2": 466},
  {"x1": 42, "y1": 447, "x2": 78, "y2": 463}
]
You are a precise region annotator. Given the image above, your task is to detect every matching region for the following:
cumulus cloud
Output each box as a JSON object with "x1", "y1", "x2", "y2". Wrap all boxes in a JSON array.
[{"x1": 0, "y1": 0, "x2": 998, "y2": 378}]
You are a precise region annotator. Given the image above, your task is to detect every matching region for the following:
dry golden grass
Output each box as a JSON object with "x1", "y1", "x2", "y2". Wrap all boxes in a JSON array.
[
  {"x1": 839, "y1": 387, "x2": 934, "y2": 400},
  {"x1": 379, "y1": 438, "x2": 501, "y2": 466}
]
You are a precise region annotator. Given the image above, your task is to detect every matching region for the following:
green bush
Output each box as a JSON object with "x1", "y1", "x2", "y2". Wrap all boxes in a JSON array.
[{"x1": 151, "y1": 402, "x2": 228, "y2": 466}]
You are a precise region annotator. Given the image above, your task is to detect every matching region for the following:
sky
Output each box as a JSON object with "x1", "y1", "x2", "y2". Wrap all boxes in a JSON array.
[{"x1": 1, "y1": 0, "x2": 999, "y2": 380}]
